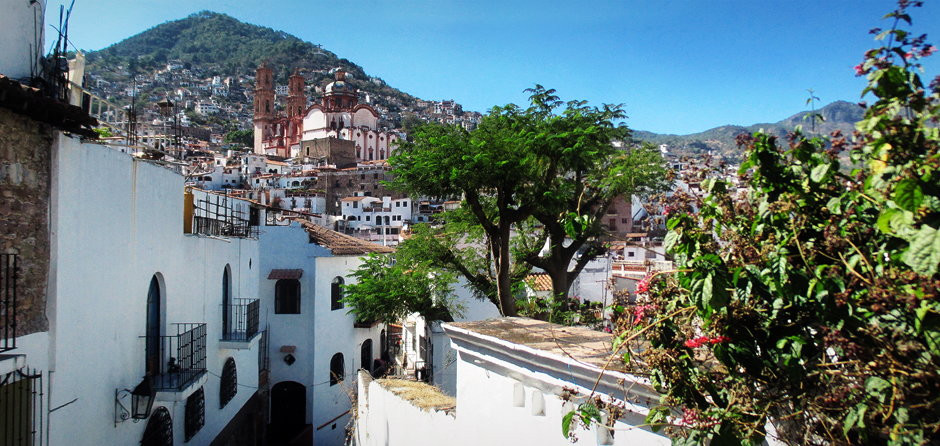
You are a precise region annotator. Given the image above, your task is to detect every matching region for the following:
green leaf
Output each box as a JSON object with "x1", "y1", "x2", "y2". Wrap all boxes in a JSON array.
[
  {"x1": 901, "y1": 225, "x2": 940, "y2": 276},
  {"x1": 664, "y1": 230, "x2": 680, "y2": 252},
  {"x1": 894, "y1": 179, "x2": 924, "y2": 211},
  {"x1": 561, "y1": 411, "x2": 575, "y2": 438},
  {"x1": 810, "y1": 163, "x2": 830, "y2": 183},
  {"x1": 865, "y1": 376, "x2": 891, "y2": 402}
]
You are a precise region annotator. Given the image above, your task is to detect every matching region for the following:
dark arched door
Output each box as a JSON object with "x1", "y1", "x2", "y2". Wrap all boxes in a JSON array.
[
  {"x1": 146, "y1": 276, "x2": 161, "y2": 376},
  {"x1": 361, "y1": 339, "x2": 373, "y2": 375},
  {"x1": 222, "y1": 266, "x2": 231, "y2": 335},
  {"x1": 271, "y1": 381, "x2": 306, "y2": 441}
]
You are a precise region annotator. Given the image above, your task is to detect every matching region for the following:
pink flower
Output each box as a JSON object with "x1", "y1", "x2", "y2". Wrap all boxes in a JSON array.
[
  {"x1": 662, "y1": 205, "x2": 671, "y2": 216},
  {"x1": 921, "y1": 45, "x2": 937, "y2": 57},
  {"x1": 853, "y1": 64, "x2": 865, "y2": 76},
  {"x1": 636, "y1": 276, "x2": 651, "y2": 294},
  {"x1": 904, "y1": 51, "x2": 916, "y2": 61},
  {"x1": 632, "y1": 304, "x2": 657, "y2": 325}
]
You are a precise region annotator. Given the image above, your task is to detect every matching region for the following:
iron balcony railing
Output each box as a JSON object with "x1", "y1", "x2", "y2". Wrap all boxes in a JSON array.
[
  {"x1": 147, "y1": 323, "x2": 207, "y2": 391},
  {"x1": 222, "y1": 298, "x2": 260, "y2": 342},
  {"x1": 192, "y1": 216, "x2": 259, "y2": 239},
  {"x1": 1, "y1": 254, "x2": 18, "y2": 353}
]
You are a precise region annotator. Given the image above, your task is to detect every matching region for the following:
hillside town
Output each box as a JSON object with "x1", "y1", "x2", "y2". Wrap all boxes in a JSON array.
[{"x1": 2, "y1": 1, "x2": 939, "y2": 446}]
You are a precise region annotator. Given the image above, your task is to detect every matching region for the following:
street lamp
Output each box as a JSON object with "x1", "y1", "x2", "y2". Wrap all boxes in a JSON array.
[{"x1": 115, "y1": 376, "x2": 156, "y2": 425}]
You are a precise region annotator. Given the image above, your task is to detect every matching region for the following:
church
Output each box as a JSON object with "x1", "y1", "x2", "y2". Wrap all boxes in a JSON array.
[{"x1": 253, "y1": 63, "x2": 399, "y2": 166}]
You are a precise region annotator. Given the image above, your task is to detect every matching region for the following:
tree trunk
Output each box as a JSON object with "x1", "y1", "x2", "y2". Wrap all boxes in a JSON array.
[{"x1": 495, "y1": 220, "x2": 517, "y2": 316}]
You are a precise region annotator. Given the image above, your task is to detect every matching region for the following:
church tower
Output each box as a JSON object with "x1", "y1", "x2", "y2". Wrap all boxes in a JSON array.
[
  {"x1": 286, "y1": 68, "x2": 306, "y2": 118},
  {"x1": 252, "y1": 62, "x2": 275, "y2": 154}
]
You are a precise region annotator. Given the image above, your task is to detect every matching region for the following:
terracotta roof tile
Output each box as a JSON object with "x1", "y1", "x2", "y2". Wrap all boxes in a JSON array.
[
  {"x1": 526, "y1": 273, "x2": 553, "y2": 291},
  {"x1": 293, "y1": 219, "x2": 394, "y2": 256}
]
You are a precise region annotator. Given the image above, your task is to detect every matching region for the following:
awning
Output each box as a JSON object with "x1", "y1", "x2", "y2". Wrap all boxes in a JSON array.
[{"x1": 267, "y1": 269, "x2": 303, "y2": 280}]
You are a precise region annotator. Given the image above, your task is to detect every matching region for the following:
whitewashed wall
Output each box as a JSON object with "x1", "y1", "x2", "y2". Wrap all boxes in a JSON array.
[
  {"x1": 0, "y1": 0, "x2": 43, "y2": 80},
  {"x1": 357, "y1": 320, "x2": 671, "y2": 446},
  {"x1": 258, "y1": 223, "x2": 381, "y2": 445},
  {"x1": 25, "y1": 134, "x2": 262, "y2": 446}
]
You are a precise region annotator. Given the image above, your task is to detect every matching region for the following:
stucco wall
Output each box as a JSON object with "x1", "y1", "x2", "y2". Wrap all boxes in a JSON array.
[
  {"x1": 0, "y1": 0, "x2": 43, "y2": 80},
  {"x1": 35, "y1": 135, "x2": 261, "y2": 446},
  {"x1": 258, "y1": 223, "x2": 381, "y2": 446}
]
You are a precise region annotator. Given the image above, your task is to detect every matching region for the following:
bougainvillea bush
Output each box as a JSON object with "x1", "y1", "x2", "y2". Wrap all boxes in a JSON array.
[{"x1": 610, "y1": 3, "x2": 939, "y2": 445}]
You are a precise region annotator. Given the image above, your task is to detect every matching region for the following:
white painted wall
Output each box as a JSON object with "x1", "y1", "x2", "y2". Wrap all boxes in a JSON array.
[
  {"x1": 0, "y1": 0, "x2": 43, "y2": 80},
  {"x1": 258, "y1": 222, "x2": 382, "y2": 445},
  {"x1": 357, "y1": 323, "x2": 671, "y2": 446},
  {"x1": 14, "y1": 134, "x2": 263, "y2": 446}
]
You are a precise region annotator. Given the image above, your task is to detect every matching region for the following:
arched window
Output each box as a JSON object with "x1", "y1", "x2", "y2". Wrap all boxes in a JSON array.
[
  {"x1": 275, "y1": 279, "x2": 300, "y2": 314},
  {"x1": 222, "y1": 266, "x2": 231, "y2": 337},
  {"x1": 331, "y1": 277, "x2": 344, "y2": 311},
  {"x1": 141, "y1": 407, "x2": 173, "y2": 446},
  {"x1": 220, "y1": 358, "x2": 237, "y2": 408},
  {"x1": 185, "y1": 387, "x2": 205, "y2": 441},
  {"x1": 330, "y1": 353, "x2": 345, "y2": 385},
  {"x1": 146, "y1": 275, "x2": 162, "y2": 377}
]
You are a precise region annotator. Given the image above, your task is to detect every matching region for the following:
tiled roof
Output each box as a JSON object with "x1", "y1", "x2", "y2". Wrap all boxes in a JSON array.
[
  {"x1": 267, "y1": 269, "x2": 303, "y2": 280},
  {"x1": 294, "y1": 219, "x2": 394, "y2": 255},
  {"x1": 525, "y1": 273, "x2": 553, "y2": 291}
]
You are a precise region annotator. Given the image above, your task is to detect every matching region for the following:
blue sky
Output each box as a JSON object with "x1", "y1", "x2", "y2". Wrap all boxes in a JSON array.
[{"x1": 47, "y1": 1, "x2": 939, "y2": 134}]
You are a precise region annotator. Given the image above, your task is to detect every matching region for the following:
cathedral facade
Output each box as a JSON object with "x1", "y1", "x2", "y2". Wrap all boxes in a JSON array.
[{"x1": 252, "y1": 64, "x2": 399, "y2": 166}]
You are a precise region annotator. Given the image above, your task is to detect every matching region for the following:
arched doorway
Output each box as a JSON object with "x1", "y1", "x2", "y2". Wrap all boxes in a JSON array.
[
  {"x1": 146, "y1": 275, "x2": 162, "y2": 377},
  {"x1": 361, "y1": 339, "x2": 373, "y2": 375},
  {"x1": 271, "y1": 381, "x2": 306, "y2": 442},
  {"x1": 222, "y1": 265, "x2": 231, "y2": 336}
]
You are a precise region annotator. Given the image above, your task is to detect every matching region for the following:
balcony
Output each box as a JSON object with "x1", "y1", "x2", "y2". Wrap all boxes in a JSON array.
[
  {"x1": 1, "y1": 254, "x2": 17, "y2": 353},
  {"x1": 147, "y1": 323, "x2": 207, "y2": 392},
  {"x1": 222, "y1": 298, "x2": 260, "y2": 344}
]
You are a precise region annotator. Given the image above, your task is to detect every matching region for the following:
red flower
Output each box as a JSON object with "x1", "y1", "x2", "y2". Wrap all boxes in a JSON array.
[
  {"x1": 684, "y1": 335, "x2": 729, "y2": 348},
  {"x1": 636, "y1": 276, "x2": 651, "y2": 294},
  {"x1": 853, "y1": 64, "x2": 865, "y2": 76},
  {"x1": 921, "y1": 45, "x2": 937, "y2": 57}
]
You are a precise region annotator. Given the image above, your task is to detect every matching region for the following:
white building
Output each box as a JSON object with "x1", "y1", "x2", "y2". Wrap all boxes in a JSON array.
[
  {"x1": 259, "y1": 219, "x2": 392, "y2": 445},
  {"x1": 356, "y1": 318, "x2": 671, "y2": 446},
  {"x1": 195, "y1": 101, "x2": 219, "y2": 116},
  {"x1": 339, "y1": 196, "x2": 412, "y2": 245}
]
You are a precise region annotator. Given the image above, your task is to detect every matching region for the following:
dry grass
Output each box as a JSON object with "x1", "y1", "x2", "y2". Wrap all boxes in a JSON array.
[{"x1": 376, "y1": 378, "x2": 456, "y2": 413}]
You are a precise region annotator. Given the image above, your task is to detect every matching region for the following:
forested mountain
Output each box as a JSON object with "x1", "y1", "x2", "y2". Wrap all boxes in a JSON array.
[
  {"x1": 85, "y1": 11, "x2": 418, "y2": 112},
  {"x1": 634, "y1": 100, "x2": 865, "y2": 159}
]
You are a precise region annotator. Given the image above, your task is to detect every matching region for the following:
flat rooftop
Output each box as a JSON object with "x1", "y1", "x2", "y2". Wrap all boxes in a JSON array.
[{"x1": 446, "y1": 317, "x2": 620, "y2": 371}]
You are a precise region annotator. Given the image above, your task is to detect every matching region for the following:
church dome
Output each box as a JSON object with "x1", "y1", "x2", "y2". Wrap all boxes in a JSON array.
[{"x1": 325, "y1": 80, "x2": 353, "y2": 94}]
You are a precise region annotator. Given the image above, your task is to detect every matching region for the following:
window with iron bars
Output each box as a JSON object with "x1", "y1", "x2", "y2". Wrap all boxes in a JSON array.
[{"x1": 0, "y1": 367, "x2": 44, "y2": 446}]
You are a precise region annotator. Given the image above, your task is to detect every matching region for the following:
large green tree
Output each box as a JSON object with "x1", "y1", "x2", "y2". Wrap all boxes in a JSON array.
[
  {"x1": 390, "y1": 87, "x2": 669, "y2": 315},
  {"x1": 390, "y1": 105, "x2": 540, "y2": 315},
  {"x1": 340, "y1": 253, "x2": 457, "y2": 324},
  {"x1": 519, "y1": 87, "x2": 670, "y2": 299}
]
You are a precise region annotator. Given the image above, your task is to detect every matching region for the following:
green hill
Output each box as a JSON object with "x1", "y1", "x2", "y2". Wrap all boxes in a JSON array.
[{"x1": 86, "y1": 11, "x2": 417, "y2": 112}]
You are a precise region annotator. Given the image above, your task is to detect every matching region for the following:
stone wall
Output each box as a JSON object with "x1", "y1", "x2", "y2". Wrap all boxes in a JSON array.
[{"x1": 0, "y1": 106, "x2": 52, "y2": 335}]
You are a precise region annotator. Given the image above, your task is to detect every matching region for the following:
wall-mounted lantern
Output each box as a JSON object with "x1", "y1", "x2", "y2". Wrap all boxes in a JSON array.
[{"x1": 115, "y1": 376, "x2": 156, "y2": 426}]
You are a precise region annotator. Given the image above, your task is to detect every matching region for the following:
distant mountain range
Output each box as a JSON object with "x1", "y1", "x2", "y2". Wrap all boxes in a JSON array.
[{"x1": 634, "y1": 100, "x2": 865, "y2": 159}]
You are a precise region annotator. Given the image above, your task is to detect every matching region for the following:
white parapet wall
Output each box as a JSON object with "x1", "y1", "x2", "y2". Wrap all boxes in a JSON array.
[{"x1": 356, "y1": 318, "x2": 672, "y2": 446}]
